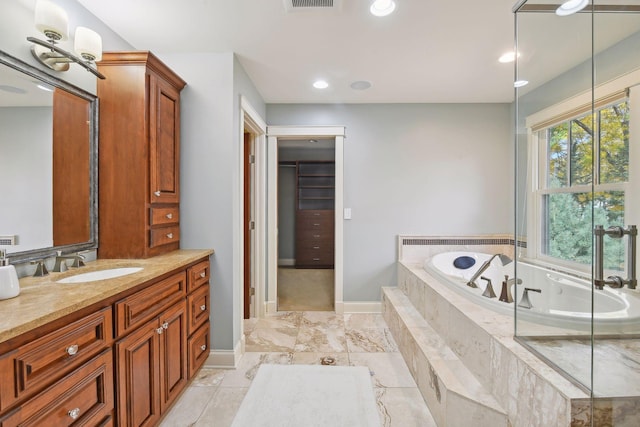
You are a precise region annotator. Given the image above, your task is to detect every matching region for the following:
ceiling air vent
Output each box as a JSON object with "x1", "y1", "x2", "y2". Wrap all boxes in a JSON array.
[{"x1": 284, "y1": 0, "x2": 342, "y2": 12}]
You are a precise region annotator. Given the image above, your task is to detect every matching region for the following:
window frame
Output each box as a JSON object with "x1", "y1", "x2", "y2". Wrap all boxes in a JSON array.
[{"x1": 524, "y1": 72, "x2": 639, "y2": 276}]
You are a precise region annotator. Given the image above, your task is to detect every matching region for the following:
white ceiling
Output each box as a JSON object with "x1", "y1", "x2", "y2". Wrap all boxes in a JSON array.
[{"x1": 74, "y1": 0, "x2": 640, "y2": 104}]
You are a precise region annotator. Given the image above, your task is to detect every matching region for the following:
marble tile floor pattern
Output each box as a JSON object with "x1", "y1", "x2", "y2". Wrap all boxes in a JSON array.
[{"x1": 160, "y1": 311, "x2": 436, "y2": 426}]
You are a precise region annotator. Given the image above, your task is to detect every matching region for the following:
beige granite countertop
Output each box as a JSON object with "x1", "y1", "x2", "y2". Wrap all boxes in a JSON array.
[{"x1": 0, "y1": 249, "x2": 213, "y2": 346}]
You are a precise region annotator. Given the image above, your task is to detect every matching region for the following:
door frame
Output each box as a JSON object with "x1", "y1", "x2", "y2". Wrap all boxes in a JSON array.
[
  {"x1": 239, "y1": 97, "x2": 267, "y2": 326},
  {"x1": 266, "y1": 126, "x2": 346, "y2": 314}
]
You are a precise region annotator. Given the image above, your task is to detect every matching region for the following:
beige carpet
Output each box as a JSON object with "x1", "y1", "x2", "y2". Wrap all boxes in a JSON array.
[{"x1": 277, "y1": 268, "x2": 334, "y2": 311}]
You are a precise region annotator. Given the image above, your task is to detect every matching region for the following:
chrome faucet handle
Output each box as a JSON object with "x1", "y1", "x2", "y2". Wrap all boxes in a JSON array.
[
  {"x1": 31, "y1": 259, "x2": 49, "y2": 277},
  {"x1": 499, "y1": 275, "x2": 515, "y2": 303},
  {"x1": 480, "y1": 276, "x2": 496, "y2": 298},
  {"x1": 518, "y1": 287, "x2": 542, "y2": 309}
]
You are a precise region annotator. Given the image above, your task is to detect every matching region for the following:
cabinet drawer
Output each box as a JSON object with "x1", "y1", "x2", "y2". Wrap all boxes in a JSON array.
[
  {"x1": 187, "y1": 285, "x2": 210, "y2": 335},
  {"x1": 115, "y1": 271, "x2": 186, "y2": 337},
  {"x1": 187, "y1": 259, "x2": 210, "y2": 293},
  {"x1": 150, "y1": 206, "x2": 180, "y2": 226},
  {"x1": 296, "y1": 254, "x2": 334, "y2": 267},
  {"x1": 2, "y1": 308, "x2": 112, "y2": 408},
  {"x1": 150, "y1": 226, "x2": 180, "y2": 248},
  {"x1": 296, "y1": 214, "x2": 334, "y2": 229},
  {"x1": 297, "y1": 210, "x2": 333, "y2": 220},
  {"x1": 1, "y1": 350, "x2": 114, "y2": 427},
  {"x1": 187, "y1": 322, "x2": 210, "y2": 379}
]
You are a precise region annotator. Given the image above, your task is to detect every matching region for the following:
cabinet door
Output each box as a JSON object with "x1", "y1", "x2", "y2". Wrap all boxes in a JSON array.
[
  {"x1": 158, "y1": 301, "x2": 187, "y2": 414},
  {"x1": 116, "y1": 319, "x2": 161, "y2": 427},
  {"x1": 149, "y1": 73, "x2": 180, "y2": 204}
]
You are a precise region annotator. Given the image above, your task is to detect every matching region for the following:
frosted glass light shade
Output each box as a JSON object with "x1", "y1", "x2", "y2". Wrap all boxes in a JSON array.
[
  {"x1": 35, "y1": 0, "x2": 69, "y2": 41},
  {"x1": 370, "y1": 0, "x2": 396, "y2": 16},
  {"x1": 75, "y1": 27, "x2": 102, "y2": 62}
]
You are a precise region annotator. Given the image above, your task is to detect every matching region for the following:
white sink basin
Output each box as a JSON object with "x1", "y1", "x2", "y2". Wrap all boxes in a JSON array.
[{"x1": 57, "y1": 267, "x2": 143, "y2": 283}]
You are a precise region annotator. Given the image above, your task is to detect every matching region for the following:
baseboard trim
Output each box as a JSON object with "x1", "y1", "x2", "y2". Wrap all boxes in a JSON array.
[
  {"x1": 342, "y1": 302, "x2": 382, "y2": 313},
  {"x1": 265, "y1": 300, "x2": 277, "y2": 314},
  {"x1": 205, "y1": 339, "x2": 243, "y2": 368},
  {"x1": 278, "y1": 258, "x2": 295, "y2": 267}
]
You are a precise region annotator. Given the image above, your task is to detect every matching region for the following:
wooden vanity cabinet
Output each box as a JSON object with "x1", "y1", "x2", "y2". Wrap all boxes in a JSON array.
[
  {"x1": 97, "y1": 51, "x2": 186, "y2": 259},
  {"x1": 115, "y1": 300, "x2": 187, "y2": 427},
  {"x1": 0, "y1": 255, "x2": 211, "y2": 427}
]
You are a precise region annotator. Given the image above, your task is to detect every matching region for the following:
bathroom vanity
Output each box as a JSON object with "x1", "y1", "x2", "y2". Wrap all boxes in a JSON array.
[{"x1": 0, "y1": 249, "x2": 212, "y2": 426}]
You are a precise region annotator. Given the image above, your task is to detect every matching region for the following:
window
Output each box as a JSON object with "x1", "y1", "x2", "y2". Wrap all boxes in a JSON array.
[{"x1": 534, "y1": 99, "x2": 629, "y2": 272}]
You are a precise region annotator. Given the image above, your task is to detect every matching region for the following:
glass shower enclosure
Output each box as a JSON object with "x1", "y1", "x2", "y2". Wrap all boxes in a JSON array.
[{"x1": 514, "y1": 0, "x2": 640, "y2": 424}]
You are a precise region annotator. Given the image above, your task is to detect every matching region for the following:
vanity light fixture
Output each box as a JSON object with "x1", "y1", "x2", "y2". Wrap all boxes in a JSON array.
[
  {"x1": 313, "y1": 80, "x2": 329, "y2": 89},
  {"x1": 27, "y1": 0, "x2": 105, "y2": 79},
  {"x1": 556, "y1": 0, "x2": 589, "y2": 16},
  {"x1": 370, "y1": 0, "x2": 396, "y2": 17}
]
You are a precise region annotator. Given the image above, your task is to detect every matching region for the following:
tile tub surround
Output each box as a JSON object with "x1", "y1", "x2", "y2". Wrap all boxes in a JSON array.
[
  {"x1": 387, "y1": 261, "x2": 640, "y2": 426},
  {"x1": 0, "y1": 249, "x2": 213, "y2": 346}
]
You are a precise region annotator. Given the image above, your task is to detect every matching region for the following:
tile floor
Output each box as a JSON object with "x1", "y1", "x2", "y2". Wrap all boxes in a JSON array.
[{"x1": 160, "y1": 311, "x2": 436, "y2": 427}]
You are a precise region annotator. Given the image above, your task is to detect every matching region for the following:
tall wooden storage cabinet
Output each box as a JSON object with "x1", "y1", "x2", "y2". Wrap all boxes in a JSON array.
[
  {"x1": 295, "y1": 161, "x2": 335, "y2": 268},
  {"x1": 97, "y1": 51, "x2": 186, "y2": 259}
]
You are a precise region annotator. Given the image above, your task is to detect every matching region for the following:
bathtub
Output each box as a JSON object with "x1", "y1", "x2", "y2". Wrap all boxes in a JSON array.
[{"x1": 423, "y1": 251, "x2": 640, "y2": 332}]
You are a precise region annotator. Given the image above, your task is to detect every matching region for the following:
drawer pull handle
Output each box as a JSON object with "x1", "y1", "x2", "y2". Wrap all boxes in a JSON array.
[
  {"x1": 313, "y1": 246, "x2": 320, "y2": 249},
  {"x1": 313, "y1": 213, "x2": 320, "y2": 216},
  {"x1": 200, "y1": 304, "x2": 206, "y2": 311},
  {"x1": 313, "y1": 234, "x2": 320, "y2": 238},
  {"x1": 154, "y1": 190, "x2": 161, "y2": 197},
  {"x1": 200, "y1": 344, "x2": 207, "y2": 351},
  {"x1": 313, "y1": 258, "x2": 320, "y2": 261},
  {"x1": 200, "y1": 272, "x2": 206, "y2": 278},
  {"x1": 66, "y1": 344, "x2": 79, "y2": 356},
  {"x1": 156, "y1": 327, "x2": 164, "y2": 335},
  {"x1": 162, "y1": 322, "x2": 169, "y2": 329},
  {"x1": 166, "y1": 213, "x2": 173, "y2": 219},
  {"x1": 68, "y1": 408, "x2": 81, "y2": 420},
  {"x1": 167, "y1": 233, "x2": 174, "y2": 239}
]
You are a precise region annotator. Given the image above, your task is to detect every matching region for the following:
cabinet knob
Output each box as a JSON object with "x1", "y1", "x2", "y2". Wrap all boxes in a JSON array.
[
  {"x1": 167, "y1": 233, "x2": 173, "y2": 239},
  {"x1": 200, "y1": 304, "x2": 206, "y2": 311},
  {"x1": 200, "y1": 272, "x2": 206, "y2": 278},
  {"x1": 156, "y1": 327, "x2": 164, "y2": 335},
  {"x1": 166, "y1": 213, "x2": 173, "y2": 219},
  {"x1": 68, "y1": 408, "x2": 81, "y2": 420},
  {"x1": 66, "y1": 344, "x2": 79, "y2": 356},
  {"x1": 154, "y1": 190, "x2": 161, "y2": 197},
  {"x1": 200, "y1": 344, "x2": 207, "y2": 351},
  {"x1": 162, "y1": 321, "x2": 169, "y2": 329}
]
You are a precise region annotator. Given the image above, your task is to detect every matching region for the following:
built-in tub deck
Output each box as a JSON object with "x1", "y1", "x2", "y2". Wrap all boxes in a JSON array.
[{"x1": 386, "y1": 235, "x2": 640, "y2": 426}]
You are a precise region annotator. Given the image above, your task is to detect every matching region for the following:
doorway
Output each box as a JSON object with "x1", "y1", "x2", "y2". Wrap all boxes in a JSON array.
[
  {"x1": 266, "y1": 126, "x2": 346, "y2": 315},
  {"x1": 277, "y1": 139, "x2": 335, "y2": 311}
]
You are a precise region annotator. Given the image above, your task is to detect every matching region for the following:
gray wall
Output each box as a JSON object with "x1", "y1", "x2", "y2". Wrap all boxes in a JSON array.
[
  {"x1": 267, "y1": 104, "x2": 512, "y2": 301},
  {"x1": 160, "y1": 53, "x2": 266, "y2": 351}
]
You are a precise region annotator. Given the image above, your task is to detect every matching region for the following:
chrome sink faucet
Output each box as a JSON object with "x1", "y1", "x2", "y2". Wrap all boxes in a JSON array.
[
  {"x1": 466, "y1": 254, "x2": 512, "y2": 288},
  {"x1": 52, "y1": 251, "x2": 85, "y2": 272}
]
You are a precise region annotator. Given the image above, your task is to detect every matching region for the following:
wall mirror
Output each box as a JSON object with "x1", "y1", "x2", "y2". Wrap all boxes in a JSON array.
[{"x1": 0, "y1": 49, "x2": 97, "y2": 264}]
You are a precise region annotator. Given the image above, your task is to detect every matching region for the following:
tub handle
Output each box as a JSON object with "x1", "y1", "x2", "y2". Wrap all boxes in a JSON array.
[
  {"x1": 480, "y1": 276, "x2": 496, "y2": 298},
  {"x1": 518, "y1": 287, "x2": 542, "y2": 310}
]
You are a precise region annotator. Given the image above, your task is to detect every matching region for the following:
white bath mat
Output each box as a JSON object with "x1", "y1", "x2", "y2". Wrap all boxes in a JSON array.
[{"x1": 231, "y1": 364, "x2": 380, "y2": 427}]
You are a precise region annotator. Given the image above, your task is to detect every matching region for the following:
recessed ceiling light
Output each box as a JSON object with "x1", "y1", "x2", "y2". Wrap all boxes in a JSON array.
[
  {"x1": 350, "y1": 80, "x2": 372, "y2": 90},
  {"x1": 313, "y1": 80, "x2": 329, "y2": 89},
  {"x1": 370, "y1": 0, "x2": 396, "y2": 17},
  {"x1": 514, "y1": 80, "x2": 529, "y2": 88},
  {"x1": 556, "y1": 0, "x2": 588, "y2": 16},
  {"x1": 498, "y1": 51, "x2": 519, "y2": 63}
]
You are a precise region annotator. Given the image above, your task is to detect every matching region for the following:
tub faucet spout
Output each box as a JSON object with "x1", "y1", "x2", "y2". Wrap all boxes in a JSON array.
[{"x1": 466, "y1": 254, "x2": 512, "y2": 288}]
